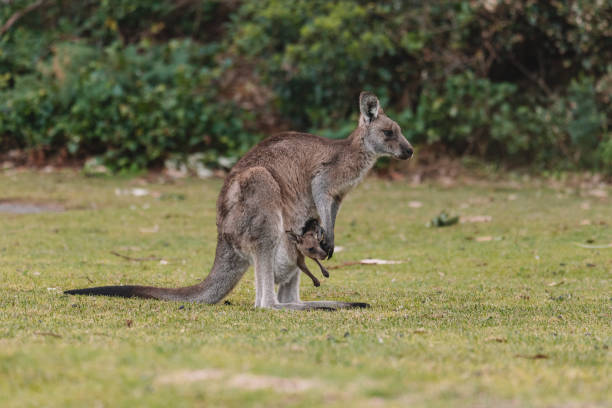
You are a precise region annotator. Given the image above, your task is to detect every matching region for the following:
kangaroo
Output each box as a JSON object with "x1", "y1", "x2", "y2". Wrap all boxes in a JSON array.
[
  {"x1": 287, "y1": 219, "x2": 329, "y2": 287},
  {"x1": 65, "y1": 92, "x2": 413, "y2": 310}
]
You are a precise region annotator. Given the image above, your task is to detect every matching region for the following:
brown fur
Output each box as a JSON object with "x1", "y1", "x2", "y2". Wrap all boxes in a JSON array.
[{"x1": 287, "y1": 221, "x2": 328, "y2": 287}]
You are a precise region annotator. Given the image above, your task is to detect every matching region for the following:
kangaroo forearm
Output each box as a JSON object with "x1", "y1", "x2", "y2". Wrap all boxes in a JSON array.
[
  {"x1": 312, "y1": 176, "x2": 335, "y2": 233},
  {"x1": 312, "y1": 178, "x2": 343, "y2": 231},
  {"x1": 329, "y1": 197, "x2": 340, "y2": 230},
  {"x1": 313, "y1": 195, "x2": 335, "y2": 258}
]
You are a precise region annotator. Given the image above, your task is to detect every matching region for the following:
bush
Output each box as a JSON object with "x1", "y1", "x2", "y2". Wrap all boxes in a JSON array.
[
  {"x1": 1, "y1": 39, "x2": 256, "y2": 171},
  {"x1": 0, "y1": 0, "x2": 611, "y2": 172},
  {"x1": 396, "y1": 73, "x2": 609, "y2": 170},
  {"x1": 228, "y1": 0, "x2": 611, "y2": 172}
]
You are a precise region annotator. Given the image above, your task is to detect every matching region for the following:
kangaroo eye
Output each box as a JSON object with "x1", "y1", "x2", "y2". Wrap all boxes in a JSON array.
[
  {"x1": 383, "y1": 129, "x2": 394, "y2": 138},
  {"x1": 308, "y1": 247, "x2": 315, "y2": 251}
]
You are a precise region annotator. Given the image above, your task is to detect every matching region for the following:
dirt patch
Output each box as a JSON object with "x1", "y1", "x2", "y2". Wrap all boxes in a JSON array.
[
  {"x1": 228, "y1": 373, "x2": 316, "y2": 392},
  {"x1": 0, "y1": 199, "x2": 65, "y2": 214},
  {"x1": 156, "y1": 368, "x2": 225, "y2": 385},
  {"x1": 155, "y1": 368, "x2": 318, "y2": 393}
]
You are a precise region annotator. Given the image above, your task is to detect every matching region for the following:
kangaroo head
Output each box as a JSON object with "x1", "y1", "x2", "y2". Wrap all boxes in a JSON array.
[
  {"x1": 300, "y1": 230, "x2": 328, "y2": 260},
  {"x1": 358, "y1": 92, "x2": 414, "y2": 160},
  {"x1": 288, "y1": 229, "x2": 327, "y2": 260}
]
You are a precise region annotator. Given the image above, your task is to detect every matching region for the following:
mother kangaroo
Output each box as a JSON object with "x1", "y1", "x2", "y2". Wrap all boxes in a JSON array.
[{"x1": 65, "y1": 92, "x2": 413, "y2": 310}]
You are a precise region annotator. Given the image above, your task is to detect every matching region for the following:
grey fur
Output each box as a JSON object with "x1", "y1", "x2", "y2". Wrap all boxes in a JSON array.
[{"x1": 65, "y1": 92, "x2": 413, "y2": 310}]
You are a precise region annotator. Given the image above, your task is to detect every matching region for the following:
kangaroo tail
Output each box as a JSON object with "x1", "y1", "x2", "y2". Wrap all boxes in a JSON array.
[
  {"x1": 64, "y1": 285, "x2": 158, "y2": 298},
  {"x1": 64, "y1": 237, "x2": 249, "y2": 304}
]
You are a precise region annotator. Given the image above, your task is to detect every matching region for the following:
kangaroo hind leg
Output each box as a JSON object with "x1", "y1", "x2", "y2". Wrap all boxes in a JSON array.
[
  {"x1": 254, "y1": 255, "x2": 332, "y2": 311},
  {"x1": 297, "y1": 256, "x2": 320, "y2": 287},
  {"x1": 313, "y1": 258, "x2": 329, "y2": 278}
]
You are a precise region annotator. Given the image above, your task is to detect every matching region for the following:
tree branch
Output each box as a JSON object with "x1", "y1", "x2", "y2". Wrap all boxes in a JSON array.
[
  {"x1": 507, "y1": 53, "x2": 553, "y2": 96},
  {"x1": 0, "y1": 0, "x2": 47, "y2": 36}
]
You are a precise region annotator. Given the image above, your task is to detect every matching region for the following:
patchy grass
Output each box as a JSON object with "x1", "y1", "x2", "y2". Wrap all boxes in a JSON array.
[{"x1": 0, "y1": 170, "x2": 610, "y2": 408}]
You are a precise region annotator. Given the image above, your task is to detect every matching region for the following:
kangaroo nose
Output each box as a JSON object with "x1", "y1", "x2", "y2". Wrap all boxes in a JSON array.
[{"x1": 401, "y1": 145, "x2": 414, "y2": 159}]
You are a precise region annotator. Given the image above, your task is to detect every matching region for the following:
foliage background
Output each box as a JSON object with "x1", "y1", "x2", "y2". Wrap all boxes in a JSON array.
[{"x1": 0, "y1": 0, "x2": 611, "y2": 172}]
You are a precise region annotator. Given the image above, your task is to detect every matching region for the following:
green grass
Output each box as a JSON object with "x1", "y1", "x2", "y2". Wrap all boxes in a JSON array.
[{"x1": 1, "y1": 170, "x2": 610, "y2": 407}]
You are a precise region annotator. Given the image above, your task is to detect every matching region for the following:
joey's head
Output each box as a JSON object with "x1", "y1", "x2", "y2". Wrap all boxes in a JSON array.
[
  {"x1": 287, "y1": 230, "x2": 328, "y2": 260},
  {"x1": 358, "y1": 92, "x2": 414, "y2": 160}
]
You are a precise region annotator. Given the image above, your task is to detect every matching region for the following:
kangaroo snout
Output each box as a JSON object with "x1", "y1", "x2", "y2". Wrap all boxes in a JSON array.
[
  {"x1": 399, "y1": 144, "x2": 414, "y2": 160},
  {"x1": 311, "y1": 249, "x2": 328, "y2": 260}
]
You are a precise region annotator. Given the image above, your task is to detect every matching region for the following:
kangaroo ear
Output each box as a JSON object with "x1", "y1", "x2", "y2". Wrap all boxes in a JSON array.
[
  {"x1": 286, "y1": 231, "x2": 300, "y2": 243},
  {"x1": 359, "y1": 91, "x2": 380, "y2": 124}
]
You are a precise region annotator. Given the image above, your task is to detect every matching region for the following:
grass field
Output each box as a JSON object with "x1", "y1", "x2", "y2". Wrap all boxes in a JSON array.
[{"x1": 1, "y1": 170, "x2": 610, "y2": 407}]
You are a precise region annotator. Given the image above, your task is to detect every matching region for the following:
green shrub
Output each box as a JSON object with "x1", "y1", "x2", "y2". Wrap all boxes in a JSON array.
[
  {"x1": 601, "y1": 136, "x2": 612, "y2": 168},
  {"x1": 0, "y1": 0, "x2": 611, "y2": 173},
  {"x1": 1, "y1": 39, "x2": 257, "y2": 171}
]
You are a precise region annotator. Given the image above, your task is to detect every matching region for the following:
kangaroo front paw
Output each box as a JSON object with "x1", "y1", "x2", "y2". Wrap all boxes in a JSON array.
[{"x1": 321, "y1": 238, "x2": 334, "y2": 259}]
